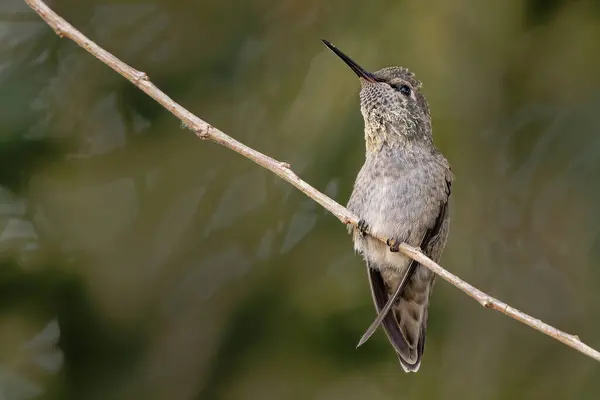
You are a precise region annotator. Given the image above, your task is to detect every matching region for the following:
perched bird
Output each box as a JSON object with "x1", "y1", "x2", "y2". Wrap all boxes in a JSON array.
[{"x1": 322, "y1": 40, "x2": 453, "y2": 372}]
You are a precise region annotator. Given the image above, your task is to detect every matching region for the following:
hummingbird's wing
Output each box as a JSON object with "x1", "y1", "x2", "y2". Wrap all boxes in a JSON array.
[
  {"x1": 365, "y1": 177, "x2": 451, "y2": 372},
  {"x1": 358, "y1": 257, "x2": 419, "y2": 348}
]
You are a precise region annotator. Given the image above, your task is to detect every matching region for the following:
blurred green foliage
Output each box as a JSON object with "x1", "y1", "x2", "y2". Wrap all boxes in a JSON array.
[{"x1": 1, "y1": 0, "x2": 600, "y2": 399}]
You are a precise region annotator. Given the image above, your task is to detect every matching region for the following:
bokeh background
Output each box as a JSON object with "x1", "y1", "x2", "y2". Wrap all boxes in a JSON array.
[{"x1": 2, "y1": 0, "x2": 600, "y2": 399}]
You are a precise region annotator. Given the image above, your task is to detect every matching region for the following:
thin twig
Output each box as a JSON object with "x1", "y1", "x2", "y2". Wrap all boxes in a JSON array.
[{"x1": 24, "y1": 0, "x2": 600, "y2": 364}]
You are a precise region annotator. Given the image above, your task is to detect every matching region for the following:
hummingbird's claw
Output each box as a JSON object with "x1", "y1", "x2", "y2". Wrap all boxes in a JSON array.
[
  {"x1": 387, "y1": 229, "x2": 411, "y2": 252},
  {"x1": 357, "y1": 219, "x2": 369, "y2": 237},
  {"x1": 387, "y1": 237, "x2": 401, "y2": 252}
]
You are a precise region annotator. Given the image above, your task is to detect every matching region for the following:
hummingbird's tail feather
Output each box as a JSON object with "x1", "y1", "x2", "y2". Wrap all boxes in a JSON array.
[
  {"x1": 357, "y1": 259, "x2": 418, "y2": 348},
  {"x1": 367, "y1": 265, "x2": 431, "y2": 373}
]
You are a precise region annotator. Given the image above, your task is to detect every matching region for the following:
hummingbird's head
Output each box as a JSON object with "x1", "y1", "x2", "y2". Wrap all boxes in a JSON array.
[{"x1": 322, "y1": 40, "x2": 432, "y2": 151}]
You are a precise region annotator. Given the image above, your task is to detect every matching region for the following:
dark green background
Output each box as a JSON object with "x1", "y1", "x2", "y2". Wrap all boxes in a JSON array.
[{"x1": 2, "y1": 0, "x2": 600, "y2": 399}]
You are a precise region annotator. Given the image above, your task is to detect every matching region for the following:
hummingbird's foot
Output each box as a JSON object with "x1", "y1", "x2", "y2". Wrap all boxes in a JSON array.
[
  {"x1": 387, "y1": 229, "x2": 410, "y2": 252},
  {"x1": 357, "y1": 219, "x2": 369, "y2": 237},
  {"x1": 387, "y1": 238, "x2": 400, "y2": 252}
]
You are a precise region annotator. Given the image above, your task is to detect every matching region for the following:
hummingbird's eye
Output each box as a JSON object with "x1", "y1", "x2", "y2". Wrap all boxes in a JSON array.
[{"x1": 394, "y1": 84, "x2": 412, "y2": 97}]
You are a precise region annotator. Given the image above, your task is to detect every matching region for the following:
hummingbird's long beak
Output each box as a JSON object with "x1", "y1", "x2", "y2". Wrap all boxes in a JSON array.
[{"x1": 322, "y1": 39, "x2": 377, "y2": 83}]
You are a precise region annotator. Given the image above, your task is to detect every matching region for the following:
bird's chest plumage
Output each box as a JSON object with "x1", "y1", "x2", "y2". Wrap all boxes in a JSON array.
[{"x1": 347, "y1": 149, "x2": 447, "y2": 271}]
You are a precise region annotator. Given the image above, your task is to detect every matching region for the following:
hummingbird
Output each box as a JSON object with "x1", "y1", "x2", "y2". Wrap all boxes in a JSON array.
[{"x1": 322, "y1": 40, "x2": 453, "y2": 372}]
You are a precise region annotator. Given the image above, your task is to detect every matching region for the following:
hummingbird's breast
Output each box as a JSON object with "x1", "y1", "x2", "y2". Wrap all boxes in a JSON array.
[{"x1": 347, "y1": 146, "x2": 449, "y2": 272}]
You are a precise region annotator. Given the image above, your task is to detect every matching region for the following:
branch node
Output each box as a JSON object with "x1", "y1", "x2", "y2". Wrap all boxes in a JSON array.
[
  {"x1": 197, "y1": 125, "x2": 211, "y2": 140},
  {"x1": 279, "y1": 161, "x2": 291, "y2": 169},
  {"x1": 483, "y1": 299, "x2": 494, "y2": 308},
  {"x1": 133, "y1": 71, "x2": 149, "y2": 83},
  {"x1": 53, "y1": 26, "x2": 64, "y2": 38}
]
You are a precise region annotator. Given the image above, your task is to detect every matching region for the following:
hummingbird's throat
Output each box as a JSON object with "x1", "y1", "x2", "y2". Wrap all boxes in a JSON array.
[
  {"x1": 364, "y1": 126, "x2": 397, "y2": 153},
  {"x1": 363, "y1": 114, "x2": 415, "y2": 154}
]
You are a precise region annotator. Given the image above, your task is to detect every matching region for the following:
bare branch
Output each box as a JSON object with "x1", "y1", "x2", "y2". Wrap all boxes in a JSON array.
[{"x1": 24, "y1": 0, "x2": 600, "y2": 363}]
